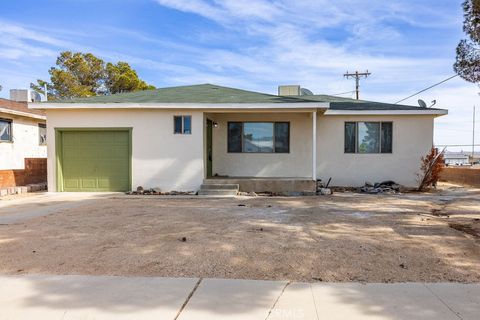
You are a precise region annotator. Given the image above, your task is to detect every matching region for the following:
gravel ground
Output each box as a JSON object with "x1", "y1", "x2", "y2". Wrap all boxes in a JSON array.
[{"x1": 0, "y1": 184, "x2": 479, "y2": 283}]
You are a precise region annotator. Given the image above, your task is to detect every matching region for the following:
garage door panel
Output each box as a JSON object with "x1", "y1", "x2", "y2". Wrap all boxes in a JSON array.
[
  {"x1": 60, "y1": 130, "x2": 130, "y2": 192},
  {"x1": 81, "y1": 179, "x2": 97, "y2": 189},
  {"x1": 64, "y1": 179, "x2": 79, "y2": 189}
]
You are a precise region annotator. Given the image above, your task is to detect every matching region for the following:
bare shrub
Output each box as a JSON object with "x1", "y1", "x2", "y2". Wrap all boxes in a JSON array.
[{"x1": 418, "y1": 147, "x2": 445, "y2": 191}]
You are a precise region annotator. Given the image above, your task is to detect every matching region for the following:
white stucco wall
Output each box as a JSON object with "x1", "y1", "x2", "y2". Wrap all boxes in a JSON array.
[
  {"x1": 45, "y1": 108, "x2": 437, "y2": 191},
  {"x1": 209, "y1": 112, "x2": 313, "y2": 178},
  {"x1": 0, "y1": 113, "x2": 47, "y2": 170},
  {"x1": 46, "y1": 109, "x2": 204, "y2": 192},
  {"x1": 316, "y1": 115, "x2": 435, "y2": 188}
]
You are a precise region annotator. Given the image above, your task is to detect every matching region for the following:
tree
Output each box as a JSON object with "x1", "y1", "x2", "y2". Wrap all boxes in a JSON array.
[
  {"x1": 31, "y1": 51, "x2": 154, "y2": 100},
  {"x1": 31, "y1": 51, "x2": 106, "y2": 100},
  {"x1": 105, "y1": 62, "x2": 155, "y2": 94},
  {"x1": 454, "y1": 0, "x2": 480, "y2": 82}
]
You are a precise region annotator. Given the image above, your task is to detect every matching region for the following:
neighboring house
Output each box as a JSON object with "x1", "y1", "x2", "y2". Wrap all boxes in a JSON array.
[
  {"x1": 29, "y1": 84, "x2": 447, "y2": 193},
  {"x1": 444, "y1": 152, "x2": 471, "y2": 166},
  {"x1": 0, "y1": 98, "x2": 47, "y2": 170}
]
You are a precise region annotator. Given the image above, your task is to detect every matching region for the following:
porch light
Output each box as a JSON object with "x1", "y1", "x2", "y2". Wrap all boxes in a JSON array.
[{"x1": 213, "y1": 122, "x2": 219, "y2": 128}]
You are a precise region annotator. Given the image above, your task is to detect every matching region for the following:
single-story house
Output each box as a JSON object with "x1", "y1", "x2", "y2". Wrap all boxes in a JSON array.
[
  {"x1": 0, "y1": 97, "x2": 47, "y2": 189},
  {"x1": 29, "y1": 84, "x2": 447, "y2": 193},
  {"x1": 444, "y1": 152, "x2": 470, "y2": 166},
  {"x1": 0, "y1": 98, "x2": 47, "y2": 170}
]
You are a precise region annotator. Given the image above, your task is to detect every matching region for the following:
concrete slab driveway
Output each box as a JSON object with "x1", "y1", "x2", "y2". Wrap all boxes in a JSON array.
[
  {"x1": 0, "y1": 192, "x2": 116, "y2": 224},
  {"x1": 0, "y1": 275, "x2": 479, "y2": 320}
]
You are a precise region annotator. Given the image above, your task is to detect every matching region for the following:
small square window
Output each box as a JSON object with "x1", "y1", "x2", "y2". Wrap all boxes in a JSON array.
[
  {"x1": 183, "y1": 116, "x2": 191, "y2": 134},
  {"x1": 174, "y1": 115, "x2": 192, "y2": 134},
  {"x1": 39, "y1": 123, "x2": 47, "y2": 145},
  {"x1": 0, "y1": 118, "x2": 12, "y2": 142}
]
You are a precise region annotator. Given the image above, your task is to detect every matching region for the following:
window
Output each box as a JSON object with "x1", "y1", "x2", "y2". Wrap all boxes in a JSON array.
[
  {"x1": 0, "y1": 118, "x2": 12, "y2": 142},
  {"x1": 227, "y1": 122, "x2": 242, "y2": 152},
  {"x1": 39, "y1": 123, "x2": 47, "y2": 145},
  {"x1": 228, "y1": 122, "x2": 290, "y2": 153},
  {"x1": 344, "y1": 122, "x2": 392, "y2": 154},
  {"x1": 174, "y1": 115, "x2": 192, "y2": 134},
  {"x1": 244, "y1": 122, "x2": 273, "y2": 152}
]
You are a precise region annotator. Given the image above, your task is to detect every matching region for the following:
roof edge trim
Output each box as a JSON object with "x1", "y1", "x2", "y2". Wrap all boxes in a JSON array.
[
  {"x1": 29, "y1": 102, "x2": 330, "y2": 110},
  {"x1": 0, "y1": 107, "x2": 46, "y2": 120},
  {"x1": 324, "y1": 109, "x2": 448, "y2": 116}
]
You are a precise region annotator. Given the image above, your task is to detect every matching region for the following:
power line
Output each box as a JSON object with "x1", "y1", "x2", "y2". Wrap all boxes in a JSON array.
[
  {"x1": 395, "y1": 74, "x2": 459, "y2": 104},
  {"x1": 329, "y1": 90, "x2": 356, "y2": 96}
]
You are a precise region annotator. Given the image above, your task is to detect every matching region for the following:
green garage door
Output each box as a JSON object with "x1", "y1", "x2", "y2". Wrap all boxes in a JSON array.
[{"x1": 58, "y1": 130, "x2": 131, "y2": 192}]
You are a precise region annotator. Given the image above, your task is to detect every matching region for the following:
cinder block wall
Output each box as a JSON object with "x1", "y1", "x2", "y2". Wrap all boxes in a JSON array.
[
  {"x1": 0, "y1": 158, "x2": 47, "y2": 188},
  {"x1": 439, "y1": 167, "x2": 480, "y2": 187}
]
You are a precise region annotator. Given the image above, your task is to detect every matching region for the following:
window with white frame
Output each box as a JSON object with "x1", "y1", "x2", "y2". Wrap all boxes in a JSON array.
[
  {"x1": 0, "y1": 118, "x2": 12, "y2": 142},
  {"x1": 174, "y1": 115, "x2": 192, "y2": 134},
  {"x1": 345, "y1": 122, "x2": 392, "y2": 154}
]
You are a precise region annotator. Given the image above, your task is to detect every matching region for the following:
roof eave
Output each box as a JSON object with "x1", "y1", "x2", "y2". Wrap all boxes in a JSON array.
[
  {"x1": 324, "y1": 109, "x2": 448, "y2": 116},
  {"x1": 0, "y1": 107, "x2": 46, "y2": 120},
  {"x1": 29, "y1": 102, "x2": 330, "y2": 110}
]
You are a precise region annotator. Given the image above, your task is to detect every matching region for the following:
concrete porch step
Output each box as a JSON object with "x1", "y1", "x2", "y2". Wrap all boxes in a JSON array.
[
  {"x1": 200, "y1": 183, "x2": 239, "y2": 190},
  {"x1": 198, "y1": 182, "x2": 239, "y2": 196},
  {"x1": 197, "y1": 189, "x2": 238, "y2": 196}
]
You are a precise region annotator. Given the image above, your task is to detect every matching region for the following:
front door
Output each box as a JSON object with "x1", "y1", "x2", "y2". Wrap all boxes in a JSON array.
[{"x1": 206, "y1": 119, "x2": 213, "y2": 177}]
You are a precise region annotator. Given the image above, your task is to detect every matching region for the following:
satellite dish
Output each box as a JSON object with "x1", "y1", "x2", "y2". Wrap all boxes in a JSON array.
[
  {"x1": 300, "y1": 88, "x2": 314, "y2": 95},
  {"x1": 418, "y1": 99, "x2": 427, "y2": 108},
  {"x1": 430, "y1": 100, "x2": 437, "y2": 108}
]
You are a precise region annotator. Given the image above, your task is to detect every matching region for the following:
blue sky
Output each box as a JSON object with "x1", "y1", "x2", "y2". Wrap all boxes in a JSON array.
[{"x1": 0, "y1": 0, "x2": 478, "y2": 150}]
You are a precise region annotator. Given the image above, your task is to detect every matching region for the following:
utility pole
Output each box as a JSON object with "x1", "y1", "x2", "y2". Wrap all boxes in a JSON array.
[
  {"x1": 344, "y1": 70, "x2": 371, "y2": 100},
  {"x1": 473, "y1": 106, "x2": 476, "y2": 161}
]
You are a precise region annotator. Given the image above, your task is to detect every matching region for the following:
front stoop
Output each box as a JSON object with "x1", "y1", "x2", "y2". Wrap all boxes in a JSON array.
[{"x1": 198, "y1": 183, "x2": 239, "y2": 196}]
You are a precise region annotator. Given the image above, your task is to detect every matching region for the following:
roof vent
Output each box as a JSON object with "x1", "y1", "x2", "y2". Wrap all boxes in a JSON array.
[
  {"x1": 278, "y1": 85, "x2": 314, "y2": 96},
  {"x1": 10, "y1": 89, "x2": 43, "y2": 102},
  {"x1": 278, "y1": 85, "x2": 300, "y2": 96}
]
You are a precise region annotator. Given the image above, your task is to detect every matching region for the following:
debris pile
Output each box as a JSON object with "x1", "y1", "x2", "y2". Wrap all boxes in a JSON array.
[
  {"x1": 0, "y1": 183, "x2": 47, "y2": 197},
  {"x1": 361, "y1": 181, "x2": 401, "y2": 194},
  {"x1": 316, "y1": 178, "x2": 332, "y2": 195},
  {"x1": 126, "y1": 186, "x2": 196, "y2": 196}
]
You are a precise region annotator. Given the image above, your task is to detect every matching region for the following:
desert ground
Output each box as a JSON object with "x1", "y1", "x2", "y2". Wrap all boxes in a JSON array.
[{"x1": 0, "y1": 183, "x2": 479, "y2": 283}]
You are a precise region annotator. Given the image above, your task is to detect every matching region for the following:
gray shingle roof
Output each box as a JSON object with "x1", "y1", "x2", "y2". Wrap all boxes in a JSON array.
[
  {"x1": 292, "y1": 94, "x2": 445, "y2": 111},
  {"x1": 46, "y1": 83, "x2": 446, "y2": 111},
  {"x1": 50, "y1": 84, "x2": 312, "y2": 104}
]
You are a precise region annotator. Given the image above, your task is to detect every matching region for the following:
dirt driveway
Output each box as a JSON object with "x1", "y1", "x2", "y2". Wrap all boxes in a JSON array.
[{"x1": 0, "y1": 184, "x2": 479, "y2": 283}]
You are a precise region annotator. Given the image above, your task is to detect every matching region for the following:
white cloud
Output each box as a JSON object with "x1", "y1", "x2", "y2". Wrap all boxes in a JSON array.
[{"x1": 1, "y1": 1, "x2": 477, "y2": 149}]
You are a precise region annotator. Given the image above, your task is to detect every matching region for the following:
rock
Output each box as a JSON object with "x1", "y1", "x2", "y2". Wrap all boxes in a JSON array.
[
  {"x1": 379, "y1": 180, "x2": 396, "y2": 187},
  {"x1": 248, "y1": 192, "x2": 257, "y2": 197},
  {"x1": 136, "y1": 186, "x2": 144, "y2": 192},
  {"x1": 318, "y1": 188, "x2": 332, "y2": 195},
  {"x1": 361, "y1": 181, "x2": 402, "y2": 194}
]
